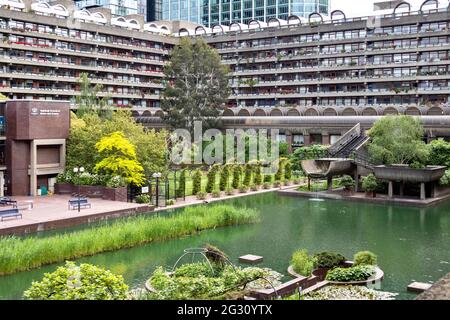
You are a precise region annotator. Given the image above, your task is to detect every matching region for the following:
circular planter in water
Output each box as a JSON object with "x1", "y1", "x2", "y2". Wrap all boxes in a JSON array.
[
  {"x1": 314, "y1": 261, "x2": 384, "y2": 286},
  {"x1": 326, "y1": 266, "x2": 384, "y2": 286},
  {"x1": 289, "y1": 261, "x2": 384, "y2": 286}
]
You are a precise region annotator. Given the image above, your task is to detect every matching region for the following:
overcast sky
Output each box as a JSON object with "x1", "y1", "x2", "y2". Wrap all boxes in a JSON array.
[{"x1": 330, "y1": 0, "x2": 447, "y2": 17}]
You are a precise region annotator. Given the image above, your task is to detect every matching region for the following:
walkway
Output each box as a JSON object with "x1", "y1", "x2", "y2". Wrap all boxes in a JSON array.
[
  {"x1": 0, "y1": 195, "x2": 151, "y2": 236},
  {"x1": 0, "y1": 183, "x2": 302, "y2": 236},
  {"x1": 417, "y1": 273, "x2": 450, "y2": 300}
]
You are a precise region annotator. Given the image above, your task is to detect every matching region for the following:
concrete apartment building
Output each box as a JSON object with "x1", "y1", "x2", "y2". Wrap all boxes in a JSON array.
[{"x1": 0, "y1": 0, "x2": 449, "y2": 184}]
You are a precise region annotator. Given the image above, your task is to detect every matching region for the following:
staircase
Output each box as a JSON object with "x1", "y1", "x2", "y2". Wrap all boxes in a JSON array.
[
  {"x1": 334, "y1": 134, "x2": 370, "y2": 158},
  {"x1": 328, "y1": 123, "x2": 369, "y2": 159}
]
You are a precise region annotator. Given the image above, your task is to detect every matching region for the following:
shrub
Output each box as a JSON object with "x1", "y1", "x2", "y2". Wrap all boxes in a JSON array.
[
  {"x1": 106, "y1": 176, "x2": 126, "y2": 188},
  {"x1": 284, "y1": 161, "x2": 292, "y2": 181},
  {"x1": 340, "y1": 175, "x2": 354, "y2": 190},
  {"x1": 177, "y1": 169, "x2": 187, "y2": 197},
  {"x1": 232, "y1": 165, "x2": 241, "y2": 189},
  {"x1": 239, "y1": 186, "x2": 249, "y2": 193},
  {"x1": 225, "y1": 187, "x2": 234, "y2": 196},
  {"x1": 428, "y1": 139, "x2": 450, "y2": 167},
  {"x1": 0, "y1": 205, "x2": 259, "y2": 275},
  {"x1": 206, "y1": 165, "x2": 219, "y2": 193},
  {"x1": 219, "y1": 165, "x2": 230, "y2": 191},
  {"x1": 23, "y1": 262, "x2": 128, "y2": 300},
  {"x1": 250, "y1": 184, "x2": 259, "y2": 191},
  {"x1": 313, "y1": 252, "x2": 346, "y2": 269},
  {"x1": 243, "y1": 164, "x2": 253, "y2": 187},
  {"x1": 263, "y1": 182, "x2": 271, "y2": 190},
  {"x1": 325, "y1": 265, "x2": 375, "y2": 282},
  {"x1": 56, "y1": 171, "x2": 74, "y2": 184},
  {"x1": 192, "y1": 169, "x2": 202, "y2": 195},
  {"x1": 166, "y1": 199, "x2": 175, "y2": 206},
  {"x1": 291, "y1": 249, "x2": 315, "y2": 277},
  {"x1": 212, "y1": 190, "x2": 221, "y2": 198},
  {"x1": 354, "y1": 251, "x2": 377, "y2": 266},
  {"x1": 362, "y1": 174, "x2": 378, "y2": 193},
  {"x1": 273, "y1": 181, "x2": 281, "y2": 188},
  {"x1": 135, "y1": 194, "x2": 151, "y2": 204},
  {"x1": 196, "y1": 191, "x2": 207, "y2": 200},
  {"x1": 148, "y1": 263, "x2": 274, "y2": 300},
  {"x1": 274, "y1": 161, "x2": 284, "y2": 181},
  {"x1": 254, "y1": 164, "x2": 263, "y2": 186},
  {"x1": 439, "y1": 170, "x2": 450, "y2": 186}
]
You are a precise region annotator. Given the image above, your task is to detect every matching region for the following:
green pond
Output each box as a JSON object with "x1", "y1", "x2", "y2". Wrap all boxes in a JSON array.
[{"x1": 1, "y1": 192, "x2": 450, "y2": 300}]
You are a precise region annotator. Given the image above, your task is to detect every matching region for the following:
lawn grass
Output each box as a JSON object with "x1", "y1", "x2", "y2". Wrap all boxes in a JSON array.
[{"x1": 0, "y1": 204, "x2": 260, "y2": 276}]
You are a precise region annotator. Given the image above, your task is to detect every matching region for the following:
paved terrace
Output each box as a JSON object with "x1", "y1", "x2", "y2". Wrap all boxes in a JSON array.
[
  {"x1": 417, "y1": 273, "x2": 450, "y2": 300},
  {"x1": 0, "y1": 195, "x2": 152, "y2": 236},
  {"x1": 0, "y1": 184, "x2": 302, "y2": 236}
]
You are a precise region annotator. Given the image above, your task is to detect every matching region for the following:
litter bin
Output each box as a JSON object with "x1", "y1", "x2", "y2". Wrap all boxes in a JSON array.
[{"x1": 40, "y1": 186, "x2": 48, "y2": 196}]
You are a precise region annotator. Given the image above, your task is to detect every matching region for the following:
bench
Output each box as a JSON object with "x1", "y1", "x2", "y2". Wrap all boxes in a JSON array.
[
  {"x1": 0, "y1": 198, "x2": 18, "y2": 208},
  {"x1": 68, "y1": 199, "x2": 91, "y2": 210},
  {"x1": 0, "y1": 208, "x2": 22, "y2": 221}
]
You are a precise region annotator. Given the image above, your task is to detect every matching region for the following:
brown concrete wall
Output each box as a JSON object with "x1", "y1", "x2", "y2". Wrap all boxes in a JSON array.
[
  {"x1": 37, "y1": 145, "x2": 60, "y2": 165},
  {"x1": 5, "y1": 101, "x2": 70, "y2": 196},
  {"x1": 6, "y1": 140, "x2": 30, "y2": 195},
  {"x1": 6, "y1": 101, "x2": 70, "y2": 140}
]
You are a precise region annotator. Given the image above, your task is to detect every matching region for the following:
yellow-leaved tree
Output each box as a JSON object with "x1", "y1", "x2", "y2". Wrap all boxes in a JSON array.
[{"x1": 94, "y1": 131, "x2": 145, "y2": 186}]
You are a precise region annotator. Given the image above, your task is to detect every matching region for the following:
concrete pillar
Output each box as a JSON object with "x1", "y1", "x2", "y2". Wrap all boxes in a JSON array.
[
  {"x1": 430, "y1": 182, "x2": 437, "y2": 198},
  {"x1": 354, "y1": 172, "x2": 359, "y2": 193},
  {"x1": 303, "y1": 134, "x2": 311, "y2": 146},
  {"x1": 399, "y1": 183, "x2": 404, "y2": 197},
  {"x1": 327, "y1": 176, "x2": 333, "y2": 192},
  {"x1": 30, "y1": 140, "x2": 37, "y2": 197},
  {"x1": 0, "y1": 171, "x2": 4, "y2": 197},
  {"x1": 420, "y1": 182, "x2": 426, "y2": 200},
  {"x1": 322, "y1": 133, "x2": 330, "y2": 145},
  {"x1": 286, "y1": 131, "x2": 293, "y2": 153},
  {"x1": 388, "y1": 181, "x2": 393, "y2": 198}
]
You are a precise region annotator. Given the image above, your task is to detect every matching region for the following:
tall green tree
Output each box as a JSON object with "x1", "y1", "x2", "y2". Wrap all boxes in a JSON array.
[
  {"x1": 161, "y1": 38, "x2": 230, "y2": 134},
  {"x1": 367, "y1": 115, "x2": 429, "y2": 166},
  {"x1": 75, "y1": 73, "x2": 110, "y2": 118}
]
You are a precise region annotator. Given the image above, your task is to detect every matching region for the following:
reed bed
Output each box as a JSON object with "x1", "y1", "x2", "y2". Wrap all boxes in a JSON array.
[{"x1": 0, "y1": 204, "x2": 259, "y2": 275}]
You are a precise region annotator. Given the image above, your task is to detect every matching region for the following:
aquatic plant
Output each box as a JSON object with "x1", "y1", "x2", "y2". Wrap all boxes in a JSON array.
[{"x1": 0, "y1": 205, "x2": 260, "y2": 275}]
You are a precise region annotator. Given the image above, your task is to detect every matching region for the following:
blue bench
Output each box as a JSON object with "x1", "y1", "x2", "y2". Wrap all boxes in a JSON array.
[
  {"x1": 0, "y1": 198, "x2": 18, "y2": 208},
  {"x1": 0, "y1": 208, "x2": 22, "y2": 221},
  {"x1": 68, "y1": 199, "x2": 91, "y2": 210}
]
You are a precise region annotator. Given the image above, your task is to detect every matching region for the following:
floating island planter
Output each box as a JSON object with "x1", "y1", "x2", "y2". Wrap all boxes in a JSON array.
[
  {"x1": 144, "y1": 247, "x2": 283, "y2": 300},
  {"x1": 288, "y1": 251, "x2": 384, "y2": 287},
  {"x1": 373, "y1": 165, "x2": 446, "y2": 183}
]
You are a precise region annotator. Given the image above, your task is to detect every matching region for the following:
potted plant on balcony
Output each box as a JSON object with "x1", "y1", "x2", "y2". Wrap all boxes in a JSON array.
[{"x1": 362, "y1": 174, "x2": 378, "y2": 198}]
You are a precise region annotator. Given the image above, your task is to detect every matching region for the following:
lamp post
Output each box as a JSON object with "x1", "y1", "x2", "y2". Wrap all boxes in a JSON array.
[
  {"x1": 152, "y1": 172, "x2": 162, "y2": 207},
  {"x1": 73, "y1": 166, "x2": 85, "y2": 212}
]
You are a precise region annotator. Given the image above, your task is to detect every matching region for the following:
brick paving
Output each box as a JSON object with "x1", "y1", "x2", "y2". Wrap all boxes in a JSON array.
[
  {"x1": 416, "y1": 273, "x2": 450, "y2": 300},
  {"x1": 0, "y1": 184, "x2": 301, "y2": 235},
  {"x1": 0, "y1": 195, "x2": 150, "y2": 235}
]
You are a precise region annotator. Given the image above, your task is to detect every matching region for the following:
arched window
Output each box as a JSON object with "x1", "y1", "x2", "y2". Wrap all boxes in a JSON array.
[
  {"x1": 308, "y1": 12, "x2": 323, "y2": 25},
  {"x1": 287, "y1": 15, "x2": 301, "y2": 25},
  {"x1": 330, "y1": 10, "x2": 346, "y2": 21},
  {"x1": 393, "y1": 1, "x2": 411, "y2": 15},
  {"x1": 419, "y1": 0, "x2": 438, "y2": 13}
]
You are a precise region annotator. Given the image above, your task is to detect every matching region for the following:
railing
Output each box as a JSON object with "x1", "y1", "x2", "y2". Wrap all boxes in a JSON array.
[{"x1": 328, "y1": 123, "x2": 361, "y2": 156}]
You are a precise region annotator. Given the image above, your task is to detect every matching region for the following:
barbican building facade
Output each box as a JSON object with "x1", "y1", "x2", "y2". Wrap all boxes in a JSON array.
[{"x1": 0, "y1": 0, "x2": 449, "y2": 121}]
